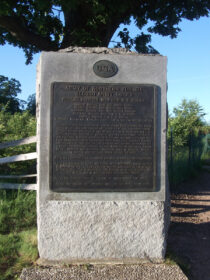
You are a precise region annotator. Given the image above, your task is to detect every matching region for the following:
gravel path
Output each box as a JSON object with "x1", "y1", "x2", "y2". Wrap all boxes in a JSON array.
[{"x1": 167, "y1": 170, "x2": 210, "y2": 280}]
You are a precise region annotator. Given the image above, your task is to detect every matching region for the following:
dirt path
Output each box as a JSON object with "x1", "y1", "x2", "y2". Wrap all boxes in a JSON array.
[{"x1": 167, "y1": 170, "x2": 210, "y2": 280}]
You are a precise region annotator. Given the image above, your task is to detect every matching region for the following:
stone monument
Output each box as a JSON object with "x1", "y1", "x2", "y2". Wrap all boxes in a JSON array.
[{"x1": 36, "y1": 47, "x2": 169, "y2": 263}]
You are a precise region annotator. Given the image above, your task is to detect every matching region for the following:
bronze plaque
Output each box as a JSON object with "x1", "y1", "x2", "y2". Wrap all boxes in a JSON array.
[{"x1": 50, "y1": 83, "x2": 157, "y2": 192}]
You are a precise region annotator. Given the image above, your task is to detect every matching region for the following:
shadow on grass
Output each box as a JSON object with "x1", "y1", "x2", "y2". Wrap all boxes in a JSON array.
[{"x1": 0, "y1": 229, "x2": 38, "y2": 280}]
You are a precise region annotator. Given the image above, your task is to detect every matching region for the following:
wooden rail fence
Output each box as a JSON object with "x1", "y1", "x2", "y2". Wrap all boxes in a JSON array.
[{"x1": 0, "y1": 136, "x2": 37, "y2": 191}]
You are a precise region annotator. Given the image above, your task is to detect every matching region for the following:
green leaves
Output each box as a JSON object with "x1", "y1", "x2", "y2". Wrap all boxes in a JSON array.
[
  {"x1": 0, "y1": 75, "x2": 24, "y2": 114},
  {"x1": 118, "y1": 28, "x2": 133, "y2": 49},
  {"x1": 0, "y1": 111, "x2": 36, "y2": 183},
  {"x1": 0, "y1": 111, "x2": 36, "y2": 142},
  {"x1": 168, "y1": 99, "x2": 206, "y2": 146},
  {"x1": 116, "y1": 30, "x2": 159, "y2": 54},
  {"x1": 0, "y1": 0, "x2": 209, "y2": 63},
  {"x1": 134, "y1": 33, "x2": 159, "y2": 54}
]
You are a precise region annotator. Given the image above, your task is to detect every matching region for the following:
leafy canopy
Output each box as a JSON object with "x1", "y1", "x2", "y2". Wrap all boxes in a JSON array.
[
  {"x1": 0, "y1": 75, "x2": 36, "y2": 114},
  {"x1": 168, "y1": 99, "x2": 206, "y2": 146},
  {"x1": 0, "y1": 75, "x2": 25, "y2": 114},
  {"x1": 0, "y1": 0, "x2": 209, "y2": 63}
]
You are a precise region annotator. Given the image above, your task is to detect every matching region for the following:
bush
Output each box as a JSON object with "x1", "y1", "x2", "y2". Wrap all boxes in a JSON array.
[{"x1": 0, "y1": 111, "x2": 36, "y2": 182}]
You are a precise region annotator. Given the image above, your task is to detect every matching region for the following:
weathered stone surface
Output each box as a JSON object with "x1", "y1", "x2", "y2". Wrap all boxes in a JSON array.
[
  {"x1": 58, "y1": 46, "x2": 156, "y2": 55},
  {"x1": 38, "y1": 201, "x2": 166, "y2": 261},
  {"x1": 20, "y1": 264, "x2": 189, "y2": 280}
]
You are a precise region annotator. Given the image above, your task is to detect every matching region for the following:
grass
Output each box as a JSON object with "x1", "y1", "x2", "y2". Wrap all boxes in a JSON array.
[
  {"x1": 0, "y1": 229, "x2": 38, "y2": 280},
  {"x1": 0, "y1": 189, "x2": 38, "y2": 280},
  {"x1": 0, "y1": 190, "x2": 36, "y2": 233}
]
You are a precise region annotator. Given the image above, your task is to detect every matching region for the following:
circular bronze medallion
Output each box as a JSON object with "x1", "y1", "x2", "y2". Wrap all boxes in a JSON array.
[{"x1": 93, "y1": 60, "x2": 118, "y2": 78}]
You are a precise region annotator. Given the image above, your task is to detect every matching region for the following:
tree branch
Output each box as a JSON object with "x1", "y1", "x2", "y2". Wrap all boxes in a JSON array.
[{"x1": 0, "y1": 16, "x2": 58, "y2": 51}]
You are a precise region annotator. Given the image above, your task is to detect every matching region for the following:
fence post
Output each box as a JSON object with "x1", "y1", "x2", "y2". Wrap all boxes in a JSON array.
[
  {"x1": 192, "y1": 131, "x2": 195, "y2": 165},
  {"x1": 189, "y1": 130, "x2": 192, "y2": 167},
  {"x1": 170, "y1": 128, "x2": 173, "y2": 185}
]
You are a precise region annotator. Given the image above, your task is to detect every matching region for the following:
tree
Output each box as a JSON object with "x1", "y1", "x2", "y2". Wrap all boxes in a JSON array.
[
  {"x1": 0, "y1": 1, "x2": 209, "y2": 64},
  {"x1": 0, "y1": 75, "x2": 25, "y2": 114},
  {"x1": 26, "y1": 93, "x2": 36, "y2": 116},
  {"x1": 168, "y1": 99, "x2": 206, "y2": 146}
]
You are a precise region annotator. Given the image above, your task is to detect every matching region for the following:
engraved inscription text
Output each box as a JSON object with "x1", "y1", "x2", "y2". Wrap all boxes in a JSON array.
[{"x1": 50, "y1": 83, "x2": 157, "y2": 192}]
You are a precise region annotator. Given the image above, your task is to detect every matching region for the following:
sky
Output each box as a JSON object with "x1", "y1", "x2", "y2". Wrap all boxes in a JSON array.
[{"x1": 0, "y1": 16, "x2": 209, "y2": 122}]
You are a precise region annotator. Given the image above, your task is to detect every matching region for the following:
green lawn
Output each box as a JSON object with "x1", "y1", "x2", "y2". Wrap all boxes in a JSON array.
[{"x1": 0, "y1": 189, "x2": 38, "y2": 280}]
